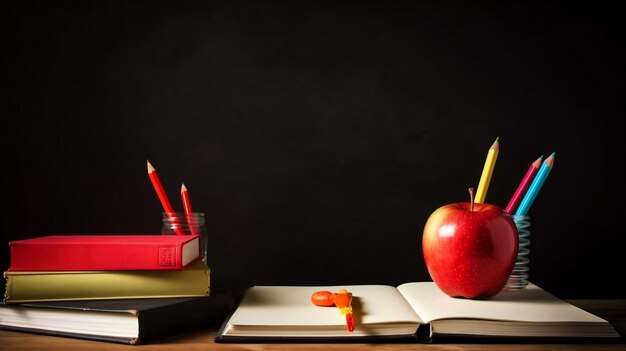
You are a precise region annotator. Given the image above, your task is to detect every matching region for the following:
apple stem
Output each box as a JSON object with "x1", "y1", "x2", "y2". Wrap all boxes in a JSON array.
[{"x1": 469, "y1": 187, "x2": 475, "y2": 212}]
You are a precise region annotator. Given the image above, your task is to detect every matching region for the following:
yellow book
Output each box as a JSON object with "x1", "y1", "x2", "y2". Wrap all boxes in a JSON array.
[{"x1": 3, "y1": 260, "x2": 209, "y2": 304}]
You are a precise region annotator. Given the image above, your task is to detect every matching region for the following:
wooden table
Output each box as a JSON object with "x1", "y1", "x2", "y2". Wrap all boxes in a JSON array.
[{"x1": 1, "y1": 300, "x2": 625, "y2": 350}]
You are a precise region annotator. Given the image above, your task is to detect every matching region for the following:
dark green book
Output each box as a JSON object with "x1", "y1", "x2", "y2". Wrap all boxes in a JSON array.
[{"x1": 0, "y1": 295, "x2": 233, "y2": 345}]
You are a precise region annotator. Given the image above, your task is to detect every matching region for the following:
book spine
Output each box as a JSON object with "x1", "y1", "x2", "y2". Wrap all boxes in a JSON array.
[
  {"x1": 9, "y1": 241, "x2": 188, "y2": 271},
  {"x1": 4, "y1": 263, "x2": 210, "y2": 303}
]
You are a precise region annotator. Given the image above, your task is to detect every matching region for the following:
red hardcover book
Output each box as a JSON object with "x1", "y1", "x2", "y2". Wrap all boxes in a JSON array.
[{"x1": 8, "y1": 235, "x2": 200, "y2": 271}]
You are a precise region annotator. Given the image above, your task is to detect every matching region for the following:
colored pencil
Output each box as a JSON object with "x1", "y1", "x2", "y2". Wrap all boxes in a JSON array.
[
  {"x1": 181, "y1": 182, "x2": 199, "y2": 235},
  {"x1": 504, "y1": 155, "x2": 543, "y2": 214},
  {"x1": 514, "y1": 152, "x2": 556, "y2": 217},
  {"x1": 147, "y1": 160, "x2": 184, "y2": 235},
  {"x1": 475, "y1": 137, "x2": 499, "y2": 203}
]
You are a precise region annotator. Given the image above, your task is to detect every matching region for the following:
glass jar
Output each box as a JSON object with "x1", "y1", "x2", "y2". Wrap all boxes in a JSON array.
[{"x1": 161, "y1": 212, "x2": 207, "y2": 265}]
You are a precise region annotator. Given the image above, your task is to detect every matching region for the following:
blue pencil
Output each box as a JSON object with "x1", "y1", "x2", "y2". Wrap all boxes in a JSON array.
[{"x1": 514, "y1": 152, "x2": 556, "y2": 217}]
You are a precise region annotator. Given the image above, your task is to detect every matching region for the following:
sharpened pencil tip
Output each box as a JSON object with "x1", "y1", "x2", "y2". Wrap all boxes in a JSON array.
[
  {"x1": 545, "y1": 152, "x2": 556, "y2": 167},
  {"x1": 181, "y1": 182, "x2": 187, "y2": 192},
  {"x1": 147, "y1": 160, "x2": 155, "y2": 173},
  {"x1": 490, "y1": 137, "x2": 499, "y2": 151}
]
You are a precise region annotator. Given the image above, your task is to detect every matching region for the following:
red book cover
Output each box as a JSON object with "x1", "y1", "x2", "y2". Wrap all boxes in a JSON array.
[{"x1": 8, "y1": 235, "x2": 201, "y2": 271}]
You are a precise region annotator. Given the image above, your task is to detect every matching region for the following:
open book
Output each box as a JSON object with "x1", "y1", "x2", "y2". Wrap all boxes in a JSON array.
[{"x1": 214, "y1": 282, "x2": 620, "y2": 343}]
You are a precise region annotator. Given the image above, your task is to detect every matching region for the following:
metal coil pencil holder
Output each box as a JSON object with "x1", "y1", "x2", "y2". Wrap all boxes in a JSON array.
[{"x1": 505, "y1": 215, "x2": 531, "y2": 291}]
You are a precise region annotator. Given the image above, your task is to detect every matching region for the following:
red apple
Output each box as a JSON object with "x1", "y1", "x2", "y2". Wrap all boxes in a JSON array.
[{"x1": 422, "y1": 188, "x2": 518, "y2": 299}]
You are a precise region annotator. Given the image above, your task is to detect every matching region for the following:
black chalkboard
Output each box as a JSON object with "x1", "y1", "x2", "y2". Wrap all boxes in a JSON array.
[{"x1": 2, "y1": 1, "x2": 624, "y2": 299}]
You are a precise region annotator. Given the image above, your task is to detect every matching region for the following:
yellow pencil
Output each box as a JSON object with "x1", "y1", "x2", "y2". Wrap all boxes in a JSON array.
[{"x1": 475, "y1": 137, "x2": 499, "y2": 203}]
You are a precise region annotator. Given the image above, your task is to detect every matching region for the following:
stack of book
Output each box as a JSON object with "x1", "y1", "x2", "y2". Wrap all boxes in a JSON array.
[{"x1": 0, "y1": 234, "x2": 232, "y2": 345}]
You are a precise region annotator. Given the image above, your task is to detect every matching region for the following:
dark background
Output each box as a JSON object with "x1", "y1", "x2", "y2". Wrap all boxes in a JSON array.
[{"x1": 2, "y1": 1, "x2": 624, "y2": 299}]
